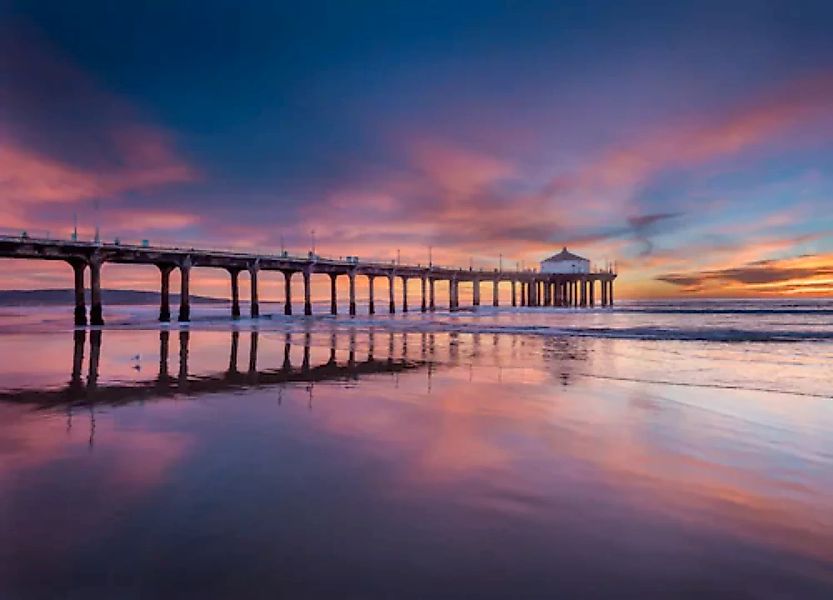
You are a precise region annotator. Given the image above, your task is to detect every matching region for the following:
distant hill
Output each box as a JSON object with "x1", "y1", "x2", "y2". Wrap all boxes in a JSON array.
[{"x1": 0, "y1": 289, "x2": 227, "y2": 306}]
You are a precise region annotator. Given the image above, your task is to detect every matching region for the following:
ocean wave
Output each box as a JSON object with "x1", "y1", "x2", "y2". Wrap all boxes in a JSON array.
[{"x1": 422, "y1": 324, "x2": 833, "y2": 343}]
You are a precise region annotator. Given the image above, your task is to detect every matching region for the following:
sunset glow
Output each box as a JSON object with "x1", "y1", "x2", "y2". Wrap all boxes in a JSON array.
[{"x1": 2, "y1": 3, "x2": 832, "y2": 298}]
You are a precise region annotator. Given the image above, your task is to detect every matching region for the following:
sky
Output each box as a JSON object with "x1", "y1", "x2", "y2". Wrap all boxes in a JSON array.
[{"x1": 2, "y1": 0, "x2": 833, "y2": 299}]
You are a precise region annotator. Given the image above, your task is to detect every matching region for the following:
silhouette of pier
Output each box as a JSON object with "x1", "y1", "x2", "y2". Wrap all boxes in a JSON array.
[{"x1": 0, "y1": 235, "x2": 617, "y2": 325}]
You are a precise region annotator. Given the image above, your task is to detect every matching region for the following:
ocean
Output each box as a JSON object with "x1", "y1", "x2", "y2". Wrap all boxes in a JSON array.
[{"x1": 1, "y1": 299, "x2": 831, "y2": 598}]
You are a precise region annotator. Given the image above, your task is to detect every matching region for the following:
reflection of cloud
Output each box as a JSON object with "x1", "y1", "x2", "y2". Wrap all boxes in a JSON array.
[
  {"x1": 0, "y1": 405, "x2": 192, "y2": 572},
  {"x1": 306, "y1": 344, "x2": 833, "y2": 566}
]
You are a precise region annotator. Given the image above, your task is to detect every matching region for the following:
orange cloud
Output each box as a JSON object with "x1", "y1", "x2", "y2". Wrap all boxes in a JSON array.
[{"x1": 657, "y1": 252, "x2": 833, "y2": 296}]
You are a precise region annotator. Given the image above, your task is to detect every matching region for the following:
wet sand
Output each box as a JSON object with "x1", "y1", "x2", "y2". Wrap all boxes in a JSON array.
[{"x1": 1, "y1": 313, "x2": 832, "y2": 598}]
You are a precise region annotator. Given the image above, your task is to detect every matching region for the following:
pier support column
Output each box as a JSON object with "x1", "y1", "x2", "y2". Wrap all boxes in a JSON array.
[
  {"x1": 473, "y1": 278, "x2": 480, "y2": 306},
  {"x1": 283, "y1": 271, "x2": 293, "y2": 315},
  {"x1": 229, "y1": 268, "x2": 241, "y2": 319},
  {"x1": 609, "y1": 280, "x2": 615, "y2": 306},
  {"x1": 601, "y1": 279, "x2": 607, "y2": 306},
  {"x1": 89, "y1": 258, "x2": 104, "y2": 326},
  {"x1": 429, "y1": 277, "x2": 436, "y2": 311},
  {"x1": 520, "y1": 282, "x2": 526, "y2": 306},
  {"x1": 580, "y1": 278, "x2": 586, "y2": 307},
  {"x1": 71, "y1": 260, "x2": 87, "y2": 326},
  {"x1": 329, "y1": 273, "x2": 338, "y2": 315},
  {"x1": 493, "y1": 279, "x2": 499, "y2": 306},
  {"x1": 421, "y1": 276, "x2": 427, "y2": 312},
  {"x1": 159, "y1": 264, "x2": 174, "y2": 322},
  {"x1": 388, "y1": 274, "x2": 396, "y2": 313},
  {"x1": 368, "y1": 275, "x2": 376, "y2": 314},
  {"x1": 590, "y1": 279, "x2": 595, "y2": 307},
  {"x1": 511, "y1": 280, "x2": 517, "y2": 307},
  {"x1": 178, "y1": 259, "x2": 191, "y2": 322},
  {"x1": 451, "y1": 278, "x2": 459, "y2": 310},
  {"x1": 544, "y1": 281, "x2": 551, "y2": 306},
  {"x1": 249, "y1": 264, "x2": 259, "y2": 318},
  {"x1": 303, "y1": 267, "x2": 313, "y2": 316},
  {"x1": 349, "y1": 271, "x2": 357, "y2": 316},
  {"x1": 401, "y1": 276, "x2": 409, "y2": 312}
]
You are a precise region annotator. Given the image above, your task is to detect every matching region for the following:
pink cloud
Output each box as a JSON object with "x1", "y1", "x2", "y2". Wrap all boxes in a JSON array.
[
  {"x1": 408, "y1": 139, "x2": 516, "y2": 196},
  {"x1": 293, "y1": 72, "x2": 833, "y2": 290},
  {"x1": 549, "y1": 73, "x2": 833, "y2": 214},
  {"x1": 0, "y1": 28, "x2": 197, "y2": 231}
]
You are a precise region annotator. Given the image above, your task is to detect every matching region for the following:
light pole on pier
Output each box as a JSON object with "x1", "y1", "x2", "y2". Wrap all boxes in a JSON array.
[{"x1": 93, "y1": 199, "x2": 100, "y2": 244}]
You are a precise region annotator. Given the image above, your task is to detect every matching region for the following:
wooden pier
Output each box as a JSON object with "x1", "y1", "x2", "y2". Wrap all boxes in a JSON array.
[{"x1": 0, "y1": 235, "x2": 617, "y2": 325}]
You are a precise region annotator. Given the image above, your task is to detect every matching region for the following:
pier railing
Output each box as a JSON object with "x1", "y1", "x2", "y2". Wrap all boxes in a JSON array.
[{"x1": 0, "y1": 231, "x2": 617, "y2": 325}]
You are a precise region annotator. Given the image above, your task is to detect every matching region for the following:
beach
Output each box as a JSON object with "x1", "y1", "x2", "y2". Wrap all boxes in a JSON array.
[{"x1": 1, "y1": 301, "x2": 832, "y2": 598}]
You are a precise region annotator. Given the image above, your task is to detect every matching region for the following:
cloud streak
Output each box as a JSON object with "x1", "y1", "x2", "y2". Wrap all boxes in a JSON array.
[
  {"x1": 0, "y1": 27, "x2": 196, "y2": 229},
  {"x1": 657, "y1": 254, "x2": 833, "y2": 295}
]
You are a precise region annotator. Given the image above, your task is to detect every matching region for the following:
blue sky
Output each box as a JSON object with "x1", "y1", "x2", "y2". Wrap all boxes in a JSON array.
[{"x1": 2, "y1": 0, "x2": 833, "y2": 296}]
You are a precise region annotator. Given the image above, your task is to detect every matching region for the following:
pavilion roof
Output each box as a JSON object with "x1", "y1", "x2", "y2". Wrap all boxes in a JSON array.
[{"x1": 542, "y1": 247, "x2": 588, "y2": 262}]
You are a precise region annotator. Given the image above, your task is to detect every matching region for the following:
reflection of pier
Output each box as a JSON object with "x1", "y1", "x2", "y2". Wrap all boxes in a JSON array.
[
  {"x1": 0, "y1": 327, "x2": 594, "y2": 415},
  {"x1": 2, "y1": 329, "x2": 430, "y2": 409}
]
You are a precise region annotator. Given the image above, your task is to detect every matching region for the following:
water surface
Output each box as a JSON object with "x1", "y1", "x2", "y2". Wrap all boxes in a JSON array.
[{"x1": 1, "y1": 301, "x2": 832, "y2": 598}]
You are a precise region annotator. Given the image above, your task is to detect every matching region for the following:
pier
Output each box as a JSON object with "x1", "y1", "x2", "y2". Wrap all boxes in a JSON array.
[{"x1": 0, "y1": 235, "x2": 617, "y2": 325}]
